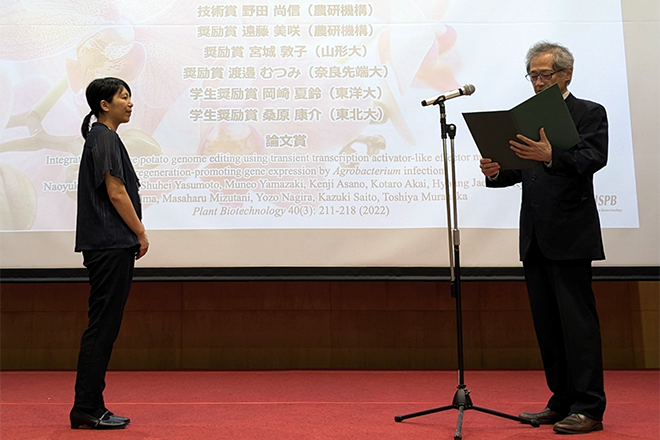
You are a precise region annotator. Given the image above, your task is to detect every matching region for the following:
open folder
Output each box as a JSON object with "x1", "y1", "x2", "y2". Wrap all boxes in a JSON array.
[{"x1": 462, "y1": 84, "x2": 580, "y2": 169}]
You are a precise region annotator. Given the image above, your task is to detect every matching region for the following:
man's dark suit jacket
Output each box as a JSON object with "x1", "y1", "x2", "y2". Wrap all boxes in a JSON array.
[{"x1": 487, "y1": 93, "x2": 608, "y2": 261}]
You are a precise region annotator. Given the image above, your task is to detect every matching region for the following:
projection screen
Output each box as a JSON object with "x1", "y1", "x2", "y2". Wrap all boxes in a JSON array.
[{"x1": 1, "y1": 0, "x2": 658, "y2": 275}]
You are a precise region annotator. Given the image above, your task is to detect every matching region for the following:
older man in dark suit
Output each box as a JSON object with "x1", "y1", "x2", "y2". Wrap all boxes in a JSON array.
[{"x1": 479, "y1": 41, "x2": 607, "y2": 434}]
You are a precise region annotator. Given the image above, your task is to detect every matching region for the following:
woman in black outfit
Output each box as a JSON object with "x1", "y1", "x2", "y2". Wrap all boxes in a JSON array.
[{"x1": 71, "y1": 77, "x2": 149, "y2": 429}]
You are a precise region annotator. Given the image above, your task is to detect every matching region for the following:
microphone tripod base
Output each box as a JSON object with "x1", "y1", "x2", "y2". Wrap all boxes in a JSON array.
[{"x1": 395, "y1": 384, "x2": 540, "y2": 439}]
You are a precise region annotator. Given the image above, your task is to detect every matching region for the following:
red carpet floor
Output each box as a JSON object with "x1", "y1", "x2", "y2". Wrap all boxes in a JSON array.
[{"x1": 1, "y1": 370, "x2": 658, "y2": 439}]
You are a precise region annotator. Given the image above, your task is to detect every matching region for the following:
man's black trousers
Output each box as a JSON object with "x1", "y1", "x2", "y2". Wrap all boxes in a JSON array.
[{"x1": 523, "y1": 239, "x2": 606, "y2": 421}]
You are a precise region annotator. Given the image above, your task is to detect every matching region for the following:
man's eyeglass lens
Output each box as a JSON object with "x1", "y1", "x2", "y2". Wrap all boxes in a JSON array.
[{"x1": 526, "y1": 70, "x2": 564, "y2": 82}]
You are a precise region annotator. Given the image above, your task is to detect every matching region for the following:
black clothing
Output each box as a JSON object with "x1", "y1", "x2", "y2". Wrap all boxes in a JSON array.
[
  {"x1": 486, "y1": 94, "x2": 608, "y2": 260},
  {"x1": 487, "y1": 93, "x2": 607, "y2": 420},
  {"x1": 73, "y1": 122, "x2": 141, "y2": 417},
  {"x1": 488, "y1": 94, "x2": 607, "y2": 261},
  {"x1": 524, "y1": 236, "x2": 605, "y2": 420},
  {"x1": 74, "y1": 248, "x2": 135, "y2": 410},
  {"x1": 75, "y1": 122, "x2": 141, "y2": 252}
]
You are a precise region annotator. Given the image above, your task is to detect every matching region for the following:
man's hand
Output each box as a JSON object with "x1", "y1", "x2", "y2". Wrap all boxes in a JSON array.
[
  {"x1": 480, "y1": 158, "x2": 500, "y2": 178},
  {"x1": 509, "y1": 127, "x2": 552, "y2": 162}
]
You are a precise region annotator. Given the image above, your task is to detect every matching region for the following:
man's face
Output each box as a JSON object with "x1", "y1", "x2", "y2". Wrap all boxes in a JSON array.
[{"x1": 528, "y1": 52, "x2": 572, "y2": 95}]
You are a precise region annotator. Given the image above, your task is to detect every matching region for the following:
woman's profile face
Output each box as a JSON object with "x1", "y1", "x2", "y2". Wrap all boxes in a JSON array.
[{"x1": 101, "y1": 86, "x2": 133, "y2": 128}]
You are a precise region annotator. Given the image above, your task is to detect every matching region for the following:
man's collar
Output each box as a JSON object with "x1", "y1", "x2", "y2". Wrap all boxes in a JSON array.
[{"x1": 563, "y1": 90, "x2": 571, "y2": 100}]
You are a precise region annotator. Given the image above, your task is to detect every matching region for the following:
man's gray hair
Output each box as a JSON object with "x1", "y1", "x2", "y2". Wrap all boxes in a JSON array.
[{"x1": 525, "y1": 41, "x2": 574, "y2": 84}]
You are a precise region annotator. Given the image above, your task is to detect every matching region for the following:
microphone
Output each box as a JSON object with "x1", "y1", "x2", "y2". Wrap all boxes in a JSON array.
[{"x1": 421, "y1": 84, "x2": 476, "y2": 107}]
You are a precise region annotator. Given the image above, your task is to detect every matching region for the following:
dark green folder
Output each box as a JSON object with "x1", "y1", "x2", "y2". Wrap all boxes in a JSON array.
[{"x1": 462, "y1": 84, "x2": 581, "y2": 169}]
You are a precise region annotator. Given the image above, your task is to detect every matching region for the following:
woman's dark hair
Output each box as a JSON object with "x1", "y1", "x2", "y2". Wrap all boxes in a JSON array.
[{"x1": 81, "y1": 77, "x2": 131, "y2": 139}]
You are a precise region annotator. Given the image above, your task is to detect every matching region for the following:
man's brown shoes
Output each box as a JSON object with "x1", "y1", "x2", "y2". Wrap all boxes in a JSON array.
[
  {"x1": 518, "y1": 407, "x2": 565, "y2": 425},
  {"x1": 553, "y1": 413, "x2": 603, "y2": 434}
]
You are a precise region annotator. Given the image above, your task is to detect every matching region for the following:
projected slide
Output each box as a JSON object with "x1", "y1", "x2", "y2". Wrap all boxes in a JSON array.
[{"x1": 2, "y1": 0, "x2": 649, "y2": 270}]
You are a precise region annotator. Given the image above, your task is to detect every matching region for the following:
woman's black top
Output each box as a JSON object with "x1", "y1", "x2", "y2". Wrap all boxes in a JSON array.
[{"x1": 75, "y1": 122, "x2": 141, "y2": 252}]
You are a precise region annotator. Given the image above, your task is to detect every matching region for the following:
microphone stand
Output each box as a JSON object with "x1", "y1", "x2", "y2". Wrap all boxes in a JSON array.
[{"x1": 394, "y1": 99, "x2": 540, "y2": 439}]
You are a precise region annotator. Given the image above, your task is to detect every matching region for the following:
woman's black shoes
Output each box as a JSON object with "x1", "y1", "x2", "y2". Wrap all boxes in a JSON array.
[
  {"x1": 70, "y1": 408, "x2": 128, "y2": 429},
  {"x1": 107, "y1": 412, "x2": 131, "y2": 424}
]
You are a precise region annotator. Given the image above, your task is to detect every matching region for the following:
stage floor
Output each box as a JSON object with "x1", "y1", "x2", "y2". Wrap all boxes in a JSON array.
[{"x1": 1, "y1": 370, "x2": 658, "y2": 439}]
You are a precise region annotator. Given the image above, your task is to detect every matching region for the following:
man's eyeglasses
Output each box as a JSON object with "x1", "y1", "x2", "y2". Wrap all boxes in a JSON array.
[{"x1": 525, "y1": 69, "x2": 565, "y2": 82}]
